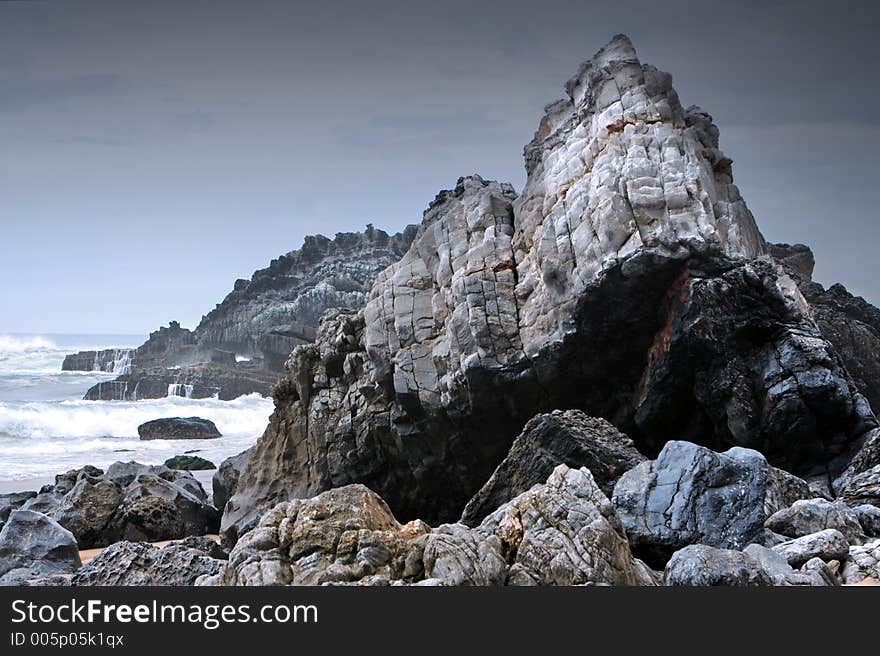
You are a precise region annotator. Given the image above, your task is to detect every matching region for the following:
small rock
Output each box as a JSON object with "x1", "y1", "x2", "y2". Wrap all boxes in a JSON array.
[
  {"x1": 771, "y1": 529, "x2": 850, "y2": 567},
  {"x1": 164, "y1": 455, "x2": 216, "y2": 471},
  {"x1": 138, "y1": 417, "x2": 221, "y2": 440},
  {"x1": 764, "y1": 498, "x2": 866, "y2": 544}
]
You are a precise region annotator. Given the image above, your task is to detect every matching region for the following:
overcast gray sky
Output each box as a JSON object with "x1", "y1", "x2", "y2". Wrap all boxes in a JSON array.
[{"x1": 1, "y1": 0, "x2": 877, "y2": 334}]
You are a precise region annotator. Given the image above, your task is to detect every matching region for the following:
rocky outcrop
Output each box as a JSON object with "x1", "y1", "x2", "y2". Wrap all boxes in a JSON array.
[
  {"x1": 212, "y1": 448, "x2": 252, "y2": 512},
  {"x1": 19, "y1": 462, "x2": 218, "y2": 549},
  {"x1": 223, "y1": 35, "x2": 876, "y2": 542},
  {"x1": 202, "y1": 465, "x2": 656, "y2": 586},
  {"x1": 460, "y1": 410, "x2": 644, "y2": 526},
  {"x1": 72, "y1": 537, "x2": 227, "y2": 586},
  {"x1": 138, "y1": 417, "x2": 221, "y2": 440},
  {"x1": 61, "y1": 348, "x2": 133, "y2": 374},
  {"x1": 0, "y1": 510, "x2": 81, "y2": 584},
  {"x1": 84, "y1": 361, "x2": 277, "y2": 401},
  {"x1": 197, "y1": 226, "x2": 418, "y2": 369},
  {"x1": 611, "y1": 441, "x2": 810, "y2": 565},
  {"x1": 75, "y1": 226, "x2": 418, "y2": 401}
]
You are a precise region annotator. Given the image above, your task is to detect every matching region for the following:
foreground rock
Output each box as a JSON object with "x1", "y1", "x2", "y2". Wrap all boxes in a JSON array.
[
  {"x1": 612, "y1": 441, "x2": 809, "y2": 565},
  {"x1": 224, "y1": 35, "x2": 876, "y2": 541},
  {"x1": 212, "y1": 449, "x2": 252, "y2": 512},
  {"x1": 840, "y1": 539, "x2": 880, "y2": 584},
  {"x1": 771, "y1": 529, "x2": 850, "y2": 568},
  {"x1": 202, "y1": 465, "x2": 656, "y2": 586},
  {"x1": 765, "y1": 498, "x2": 865, "y2": 544},
  {"x1": 461, "y1": 410, "x2": 644, "y2": 526},
  {"x1": 0, "y1": 510, "x2": 81, "y2": 584},
  {"x1": 73, "y1": 537, "x2": 227, "y2": 586},
  {"x1": 854, "y1": 505, "x2": 880, "y2": 537},
  {"x1": 18, "y1": 463, "x2": 218, "y2": 549},
  {"x1": 138, "y1": 417, "x2": 221, "y2": 440}
]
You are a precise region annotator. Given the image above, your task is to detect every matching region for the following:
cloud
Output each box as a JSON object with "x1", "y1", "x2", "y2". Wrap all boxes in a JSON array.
[{"x1": 174, "y1": 109, "x2": 213, "y2": 131}]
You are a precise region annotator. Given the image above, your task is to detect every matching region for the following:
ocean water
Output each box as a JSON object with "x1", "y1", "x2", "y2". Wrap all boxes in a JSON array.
[{"x1": 0, "y1": 334, "x2": 274, "y2": 482}]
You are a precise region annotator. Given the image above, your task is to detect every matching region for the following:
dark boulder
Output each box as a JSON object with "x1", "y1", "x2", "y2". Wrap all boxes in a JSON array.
[
  {"x1": 612, "y1": 441, "x2": 810, "y2": 566},
  {"x1": 0, "y1": 491, "x2": 37, "y2": 531},
  {"x1": 460, "y1": 410, "x2": 644, "y2": 526},
  {"x1": 0, "y1": 510, "x2": 81, "y2": 583},
  {"x1": 165, "y1": 455, "x2": 216, "y2": 471},
  {"x1": 138, "y1": 417, "x2": 221, "y2": 440},
  {"x1": 838, "y1": 464, "x2": 880, "y2": 508}
]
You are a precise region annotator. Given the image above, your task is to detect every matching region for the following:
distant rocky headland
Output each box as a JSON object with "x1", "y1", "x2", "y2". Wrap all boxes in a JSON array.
[
  {"x1": 63, "y1": 226, "x2": 417, "y2": 401},
  {"x1": 5, "y1": 35, "x2": 878, "y2": 586}
]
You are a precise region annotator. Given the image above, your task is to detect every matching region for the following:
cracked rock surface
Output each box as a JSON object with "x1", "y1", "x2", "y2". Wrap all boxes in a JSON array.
[{"x1": 611, "y1": 441, "x2": 810, "y2": 565}]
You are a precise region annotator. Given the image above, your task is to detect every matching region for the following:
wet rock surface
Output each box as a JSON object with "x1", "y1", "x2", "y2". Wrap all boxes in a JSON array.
[{"x1": 138, "y1": 417, "x2": 221, "y2": 440}]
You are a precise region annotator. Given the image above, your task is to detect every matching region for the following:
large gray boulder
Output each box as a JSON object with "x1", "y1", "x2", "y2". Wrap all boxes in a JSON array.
[
  {"x1": 663, "y1": 545, "x2": 773, "y2": 586},
  {"x1": 460, "y1": 410, "x2": 644, "y2": 526},
  {"x1": 202, "y1": 465, "x2": 656, "y2": 586},
  {"x1": 0, "y1": 510, "x2": 81, "y2": 584},
  {"x1": 612, "y1": 441, "x2": 810, "y2": 565},
  {"x1": 223, "y1": 35, "x2": 875, "y2": 543},
  {"x1": 764, "y1": 498, "x2": 866, "y2": 545},
  {"x1": 72, "y1": 537, "x2": 226, "y2": 586}
]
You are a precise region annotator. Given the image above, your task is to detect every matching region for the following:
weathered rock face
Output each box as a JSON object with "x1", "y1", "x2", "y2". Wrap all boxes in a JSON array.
[
  {"x1": 611, "y1": 441, "x2": 810, "y2": 566},
  {"x1": 203, "y1": 465, "x2": 656, "y2": 586},
  {"x1": 72, "y1": 537, "x2": 227, "y2": 586},
  {"x1": 0, "y1": 510, "x2": 81, "y2": 584},
  {"x1": 137, "y1": 417, "x2": 221, "y2": 441},
  {"x1": 854, "y1": 505, "x2": 880, "y2": 537},
  {"x1": 223, "y1": 35, "x2": 876, "y2": 541},
  {"x1": 212, "y1": 448, "x2": 252, "y2": 513},
  {"x1": 840, "y1": 539, "x2": 880, "y2": 584},
  {"x1": 460, "y1": 410, "x2": 644, "y2": 526},
  {"x1": 839, "y1": 464, "x2": 880, "y2": 508}
]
